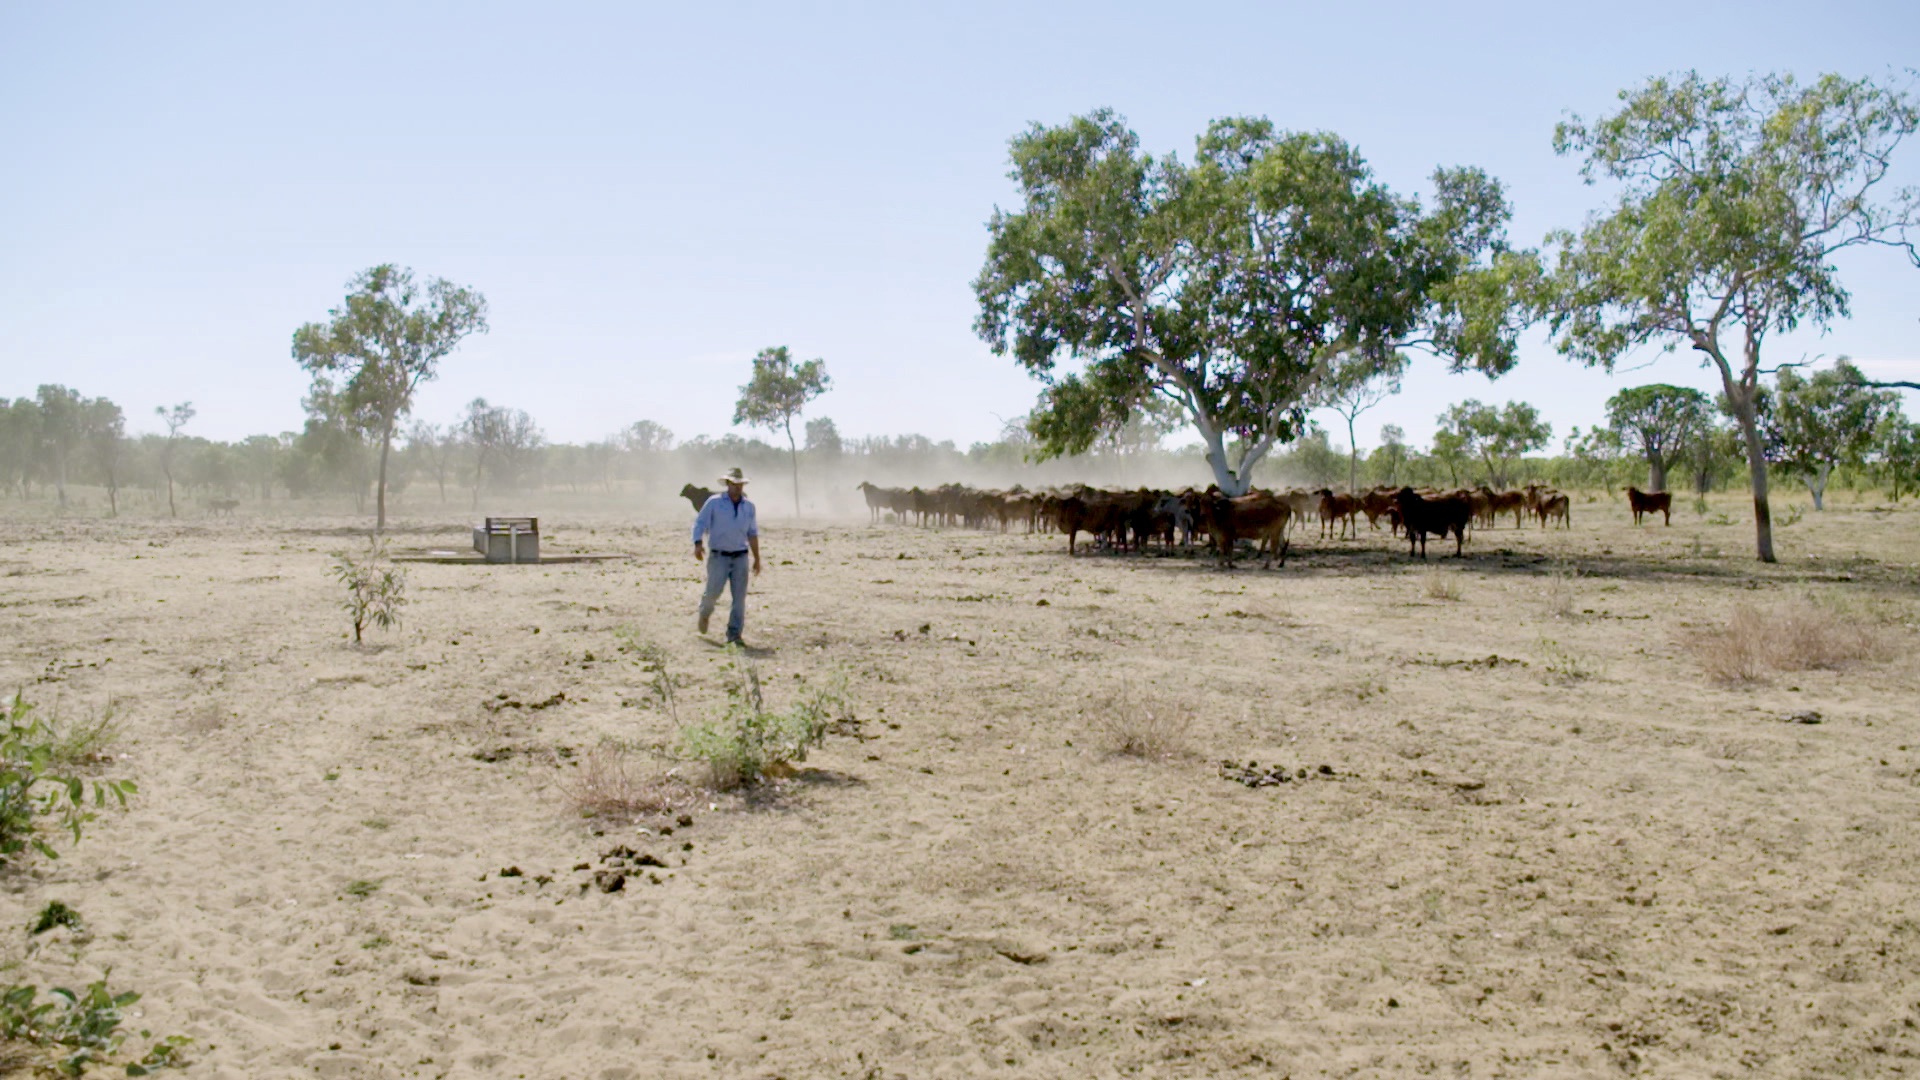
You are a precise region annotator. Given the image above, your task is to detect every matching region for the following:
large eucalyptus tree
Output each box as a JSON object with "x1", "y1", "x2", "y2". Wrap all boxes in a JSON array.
[
  {"x1": 974, "y1": 109, "x2": 1537, "y2": 495},
  {"x1": 292, "y1": 265, "x2": 489, "y2": 531},
  {"x1": 1545, "y1": 72, "x2": 1919, "y2": 561}
]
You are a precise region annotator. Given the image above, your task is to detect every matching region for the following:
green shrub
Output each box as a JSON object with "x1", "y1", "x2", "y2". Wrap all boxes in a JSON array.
[
  {"x1": 41, "y1": 701, "x2": 121, "y2": 771},
  {"x1": 614, "y1": 627, "x2": 680, "y2": 726},
  {"x1": 0, "y1": 975, "x2": 189, "y2": 1076},
  {"x1": 0, "y1": 696, "x2": 135, "y2": 866},
  {"x1": 677, "y1": 649, "x2": 849, "y2": 789},
  {"x1": 29, "y1": 902, "x2": 82, "y2": 937},
  {"x1": 330, "y1": 540, "x2": 407, "y2": 645}
]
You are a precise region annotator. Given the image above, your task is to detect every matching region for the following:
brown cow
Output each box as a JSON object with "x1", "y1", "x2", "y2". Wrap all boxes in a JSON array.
[
  {"x1": 1191, "y1": 491, "x2": 1292, "y2": 569},
  {"x1": 1358, "y1": 488, "x2": 1397, "y2": 530},
  {"x1": 1539, "y1": 492, "x2": 1571, "y2": 529},
  {"x1": 1479, "y1": 486, "x2": 1529, "y2": 529},
  {"x1": 1050, "y1": 495, "x2": 1125, "y2": 556},
  {"x1": 1625, "y1": 487, "x2": 1671, "y2": 526},
  {"x1": 1313, "y1": 489, "x2": 1358, "y2": 539}
]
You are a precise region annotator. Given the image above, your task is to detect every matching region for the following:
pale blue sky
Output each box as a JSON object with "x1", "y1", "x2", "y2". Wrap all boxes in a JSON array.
[{"x1": 3, "y1": 1, "x2": 1916, "y2": 453}]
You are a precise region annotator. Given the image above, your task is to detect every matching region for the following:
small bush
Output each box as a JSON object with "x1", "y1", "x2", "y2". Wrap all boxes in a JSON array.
[
  {"x1": 330, "y1": 541, "x2": 407, "y2": 645},
  {"x1": 1777, "y1": 504, "x2": 1805, "y2": 528},
  {"x1": 40, "y1": 701, "x2": 121, "y2": 770},
  {"x1": 0, "y1": 695, "x2": 136, "y2": 866},
  {"x1": 1089, "y1": 683, "x2": 1193, "y2": 760},
  {"x1": 1421, "y1": 572, "x2": 1463, "y2": 602},
  {"x1": 614, "y1": 627, "x2": 680, "y2": 726},
  {"x1": 29, "y1": 902, "x2": 82, "y2": 937},
  {"x1": 1542, "y1": 562, "x2": 1578, "y2": 619},
  {"x1": 1536, "y1": 639, "x2": 1598, "y2": 683},
  {"x1": 559, "y1": 742, "x2": 690, "y2": 820},
  {"x1": 0, "y1": 975, "x2": 189, "y2": 1076},
  {"x1": 677, "y1": 649, "x2": 847, "y2": 789},
  {"x1": 1683, "y1": 597, "x2": 1895, "y2": 685}
]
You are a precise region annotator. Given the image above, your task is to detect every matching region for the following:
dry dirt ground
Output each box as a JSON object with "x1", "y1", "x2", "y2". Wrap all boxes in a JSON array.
[{"x1": 1, "y1": 493, "x2": 1918, "y2": 1079}]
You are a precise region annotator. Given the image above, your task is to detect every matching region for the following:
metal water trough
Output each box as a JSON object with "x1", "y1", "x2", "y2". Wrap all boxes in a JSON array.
[{"x1": 473, "y1": 516, "x2": 540, "y2": 564}]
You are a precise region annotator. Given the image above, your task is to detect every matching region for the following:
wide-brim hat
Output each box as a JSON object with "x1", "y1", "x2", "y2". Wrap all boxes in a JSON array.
[{"x1": 718, "y1": 467, "x2": 750, "y2": 485}]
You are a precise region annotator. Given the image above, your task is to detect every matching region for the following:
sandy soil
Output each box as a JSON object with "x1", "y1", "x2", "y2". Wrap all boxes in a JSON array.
[{"x1": 2, "y1": 492, "x2": 1918, "y2": 1079}]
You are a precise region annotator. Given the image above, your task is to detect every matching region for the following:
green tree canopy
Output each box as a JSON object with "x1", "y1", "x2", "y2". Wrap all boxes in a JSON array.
[
  {"x1": 1312, "y1": 348, "x2": 1409, "y2": 492},
  {"x1": 461, "y1": 397, "x2": 543, "y2": 505},
  {"x1": 1367, "y1": 423, "x2": 1411, "y2": 487},
  {"x1": 292, "y1": 264, "x2": 489, "y2": 530},
  {"x1": 155, "y1": 402, "x2": 195, "y2": 518},
  {"x1": 804, "y1": 416, "x2": 842, "y2": 458},
  {"x1": 1767, "y1": 358, "x2": 1901, "y2": 509},
  {"x1": 974, "y1": 108, "x2": 1539, "y2": 495},
  {"x1": 1544, "y1": 71, "x2": 1919, "y2": 560},
  {"x1": 1436, "y1": 400, "x2": 1552, "y2": 488},
  {"x1": 81, "y1": 396, "x2": 126, "y2": 515},
  {"x1": 733, "y1": 346, "x2": 830, "y2": 515},
  {"x1": 1605, "y1": 383, "x2": 1712, "y2": 492},
  {"x1": 32, "y1": 385, "x2": 84, "y2": 507},
  {"x1": 1878, "y1": 417, "x2": 1920, "y2": 501}
]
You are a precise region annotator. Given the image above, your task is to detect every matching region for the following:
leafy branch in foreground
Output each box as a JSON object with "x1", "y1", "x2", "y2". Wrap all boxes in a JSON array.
[
  {"x1": 0, "y1": 973, "x2": 190, "y2": 1076},
  {"x1": 0, "y1": 696, "x2": 135, "y2": 867}
]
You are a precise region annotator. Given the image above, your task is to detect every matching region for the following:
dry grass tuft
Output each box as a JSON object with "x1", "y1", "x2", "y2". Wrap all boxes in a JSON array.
[
  {"x1": 41, "y1": 697, "x2": 124, "y2": 767},
  {"x1": 1421, "y1": 571, "x2": 1463, "y2": 602},
  {"x1": 1683, "y1": 597, "x2": 1896, "y2": 685},
  {"x1": 1542, "y1": 562, "x2": 1578, "y2": 619},
  {"x1": 178, "y1": 702, "x2": 230, "y2": 736},
  {"x1": 1089, "y1": 684, "x2": 1194, "y2": 761},
  {"x1": 558, "y1": 741, "x2": 692, "y2": 820}
]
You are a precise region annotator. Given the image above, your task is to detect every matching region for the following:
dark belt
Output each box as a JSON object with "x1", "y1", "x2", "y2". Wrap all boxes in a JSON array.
[{"x1": 711, "y1": 549, "x2": 748, "y2": 557}]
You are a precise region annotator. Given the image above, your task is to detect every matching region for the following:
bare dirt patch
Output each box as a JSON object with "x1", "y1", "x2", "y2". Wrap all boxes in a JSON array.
[{"x1": 1, "y1": 496, "x2": 1917, "y2": 1076}]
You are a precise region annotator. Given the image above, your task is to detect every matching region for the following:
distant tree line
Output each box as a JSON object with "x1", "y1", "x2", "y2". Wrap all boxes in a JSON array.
[{"x1": 4, "y1": 372, "x2": 1914, "y2": 516}]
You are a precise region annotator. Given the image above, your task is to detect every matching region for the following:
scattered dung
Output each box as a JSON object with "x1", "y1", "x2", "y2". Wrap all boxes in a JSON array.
[{"x1": 1220, "y1": 761, "x2": 1338, "y2": 788}]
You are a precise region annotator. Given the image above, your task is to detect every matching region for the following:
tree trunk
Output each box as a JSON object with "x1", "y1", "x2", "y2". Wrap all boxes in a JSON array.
[
  {"x1": 1195, "y1": 425, "x2": 1260, "y2": 496},
  {"x1": 164, "y1": 464, "x2": 176, "y2": 519},
  {"x1": 375, "y1": 424, "x2": 394, "y2": 533},
  {"x1": 1727, "y1": 395, "x2": 1776, "y2": 562},
  {"x1": 471, "y1": 450, "x2": 486, "y2": 512},
  {"x1": 785, "y1": 418, "x2": 801, "y2": 518},
  {"x1": 1346, "y1": 414, "x2": 1359, "y2": 494},
  {"x1": 1648, "y1": 453, "x2": 1668, "y2": 493},
  {"x1": 1807, "y1": 463, "x2": 1831, "y2": 511}
]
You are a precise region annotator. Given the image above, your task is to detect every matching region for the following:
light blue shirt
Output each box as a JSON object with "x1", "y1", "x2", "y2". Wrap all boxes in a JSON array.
[{"x1": 692, "y1": 492, "x2": 758, "y2": 553}]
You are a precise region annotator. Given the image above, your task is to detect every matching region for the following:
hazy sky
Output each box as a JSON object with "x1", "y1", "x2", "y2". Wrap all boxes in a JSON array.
[{"x1": 3, "y1": 1, "x2": 1916, "y2": 454}]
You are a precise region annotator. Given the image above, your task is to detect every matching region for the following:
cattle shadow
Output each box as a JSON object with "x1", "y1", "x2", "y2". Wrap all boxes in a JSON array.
[{"x1": 1032, "y1": 530, "x2": 1917, "y2": 594}]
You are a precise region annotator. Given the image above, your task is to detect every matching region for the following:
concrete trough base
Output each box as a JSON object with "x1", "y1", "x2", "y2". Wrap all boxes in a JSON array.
[{"x1": 473, "y1": 517, "x2": 540, "y2": 564}]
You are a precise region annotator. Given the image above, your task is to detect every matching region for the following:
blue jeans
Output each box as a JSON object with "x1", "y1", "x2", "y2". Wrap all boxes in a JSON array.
[{"x1": 699, "y1": 551, "x2": 750, "y2": 641}]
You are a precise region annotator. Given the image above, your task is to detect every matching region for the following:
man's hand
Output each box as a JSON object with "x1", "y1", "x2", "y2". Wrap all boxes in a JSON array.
[
  {"x1": 693, "y1": 543, "x2": 705, "y2": 562},
  {"x1": 751, "y1": 558, "x2": 763, "y2": 577}
]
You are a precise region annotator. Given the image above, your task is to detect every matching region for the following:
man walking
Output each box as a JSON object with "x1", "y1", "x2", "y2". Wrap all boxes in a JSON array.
[{"x1": 691, "y1": 467, "x2": 761, "y2": 645}]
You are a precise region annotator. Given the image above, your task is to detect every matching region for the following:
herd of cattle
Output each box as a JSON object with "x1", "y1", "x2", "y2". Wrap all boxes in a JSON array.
[
  {"x1": 673, "y1": 479, "x2": 1674, "y2": 567},
  {"x1": 843, "y1": 481, "x2": 1627, "y2": 566}
]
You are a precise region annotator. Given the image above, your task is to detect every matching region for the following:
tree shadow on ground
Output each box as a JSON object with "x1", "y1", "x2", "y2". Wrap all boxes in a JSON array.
[
  {"x1": 738, "y1": 767, "x2": 869, "y2": 814},
  {"x1": 1035, "y1": 530, "x2": 1917, "y2": 593}
]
